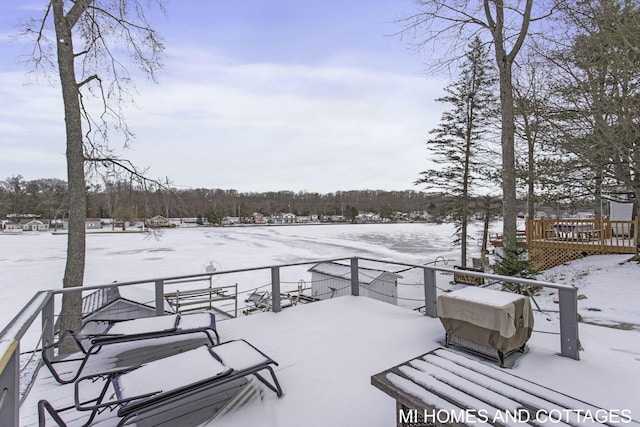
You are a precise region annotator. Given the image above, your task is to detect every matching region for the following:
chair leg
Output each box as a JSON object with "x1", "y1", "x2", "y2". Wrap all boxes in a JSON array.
[
  {"x1": 74, "y1": 374, "x2": 114, "y2": 426},
  {"x1": 42, "y1": 348, "x2": 91, "y2": 385},
  {"x1": 38, "y1": 399, "x2": 71, "y2": 427},
  {"x1": 253, "y1": 367, "x2": 283, "y2": 397}
]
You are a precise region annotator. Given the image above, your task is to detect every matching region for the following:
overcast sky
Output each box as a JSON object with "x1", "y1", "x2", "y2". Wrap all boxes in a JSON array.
[{"x1": 0, "y1": 1, "x2": 448, "y2": 194}]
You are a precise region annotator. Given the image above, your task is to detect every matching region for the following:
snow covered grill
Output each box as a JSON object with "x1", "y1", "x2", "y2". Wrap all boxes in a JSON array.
[
  {"x1": 437, "y1": 287, "x2": 533, "y2": 367},
  {"x1": 371, "y1": 348, "x2": 630, "y2": 427}
]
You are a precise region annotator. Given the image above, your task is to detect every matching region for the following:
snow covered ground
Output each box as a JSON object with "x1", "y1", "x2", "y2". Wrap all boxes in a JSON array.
[{"x1": 2, "y1": 222, "x2": 640, "y2": 425}]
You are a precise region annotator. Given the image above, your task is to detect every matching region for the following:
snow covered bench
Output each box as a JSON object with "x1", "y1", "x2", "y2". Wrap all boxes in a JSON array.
[{"x1": 371, "y1": 348, "x2": 634, "y2": 427}]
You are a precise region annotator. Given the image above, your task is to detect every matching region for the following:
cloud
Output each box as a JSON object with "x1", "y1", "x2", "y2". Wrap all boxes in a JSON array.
[
  {"x1": 0, "y1": 47, "x2": 446, "y2": 192},
  {"x1": 125, "y1": 49, "x2": 446, "y2": 192}
]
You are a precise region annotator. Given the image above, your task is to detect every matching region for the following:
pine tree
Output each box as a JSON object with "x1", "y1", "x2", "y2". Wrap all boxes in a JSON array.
[{"x1": 415, "y1": 36, "x2": 498, "y2": 266}]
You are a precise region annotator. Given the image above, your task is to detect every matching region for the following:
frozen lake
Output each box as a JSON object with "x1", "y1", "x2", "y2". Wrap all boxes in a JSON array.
[{"x1": 0, "y1": 222, "x2": 494, "y2": 329}]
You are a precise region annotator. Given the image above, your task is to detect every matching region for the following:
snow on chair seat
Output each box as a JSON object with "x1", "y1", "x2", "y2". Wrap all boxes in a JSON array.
[
  {"x1": 42, "y1": 312, "x2": 220, "y2": 384},
  {"x1": 38, "y1": 340, "x2": 283, "y2": 426}
]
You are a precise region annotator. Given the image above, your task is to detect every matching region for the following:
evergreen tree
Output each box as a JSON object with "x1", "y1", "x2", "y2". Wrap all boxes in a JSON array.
[{"x1": 415, "y1": 37, "x2": 498, "y2": 266}]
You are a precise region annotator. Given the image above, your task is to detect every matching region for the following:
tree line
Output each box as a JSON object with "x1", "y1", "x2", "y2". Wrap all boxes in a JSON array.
[{"x1": 2, "y1": 175, "x2": 508, "y2": 223}]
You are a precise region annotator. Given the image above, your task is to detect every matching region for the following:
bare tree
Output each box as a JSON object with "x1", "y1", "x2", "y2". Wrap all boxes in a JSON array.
[
  {"x1": 400, "y1": 0, "x2": 551, "y2": 253},
  {"x1": 544, "y1": 0, "x2": 640, "y2": 226},
  {"x1": 512, "y1": 57, "x2": 557, "y2": 219},
  {"x1": 23, "y1": 0, "x2": 164, "y2": 352}
]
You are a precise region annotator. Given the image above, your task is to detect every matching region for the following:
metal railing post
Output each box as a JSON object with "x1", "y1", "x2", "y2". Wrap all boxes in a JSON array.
[
  {"x1": 350, "y1": 257, "x2": 359, "y2": 296},
  {"x1": 423, "y1": 267, "x2": 438, "y2": 318},
  {"x1": 41, "y1": 295, "x2": 55, "y2": 360},
  {"x1": 154, "y1": 280, "x2": 165, "y2": 316},
  {"x1": 558, "y1": 287, "x2": 580, "y2": 360},
  {"x1": 271, "y1": 267, "x2": 281, "y2": 313},
  {"x1": 0, "y1": 340, "x2": 19, "y2": 427}
]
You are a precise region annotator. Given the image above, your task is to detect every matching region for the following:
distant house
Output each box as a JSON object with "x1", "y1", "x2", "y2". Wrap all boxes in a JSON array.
[
  {"x1": 355, "y1": 212, "x2": 381, "y2": 223},
  {"x1": 147, "y1": 215, "x2": 171, "y2": 228},
  {"x1": 252, "y1": 213, "x2": 266, "y2": 224},
  {"x1": 271, "y1": 213, "x2": 296, "y2": 224},
  {"x1": 221, "y1": 216, "x2": 241, "y2": 226},
  {"x1": 80, "y1": 285, "x2": 174, "y2": 334},
  {"x1": 23, "y1": 219, "x2": 48, "y2": 232},
  {"x1": 308, "y1": 262, "x2": 401, "y2": 306},
  {"x1": 1, "y1": 220, "x2": 22, "y2": 233},
  {"x1": 2, "y1": 214, "x2": 49, "y2": 232},
  {"x1": 1, "y1": 219, "x2": 48, "y2": 232},
  {"x1": 295, "y1": 214, "x2": 319, "y2": 223},
  {"x1": 59, "y1": 218, "x2": 103, "y2": 230},
  {"x1": 86, "y1": 218, "x2": 102, "y2": 229}
]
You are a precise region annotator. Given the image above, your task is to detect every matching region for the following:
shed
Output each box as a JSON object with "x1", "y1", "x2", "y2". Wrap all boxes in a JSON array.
[
  {"x1": 308, "y1": 262, "x2": 400, "y2": 305},
  {"x1": 81, "y1": 285, "x2": 174, "y2": 334}
]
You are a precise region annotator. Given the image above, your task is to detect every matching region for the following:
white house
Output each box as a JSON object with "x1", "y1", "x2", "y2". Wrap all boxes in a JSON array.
[
  {"x1": 2, "y1": 220, "x2": 22, "y2": 233},
  {"x1": 271, "y1": 213, "x2": 296, "y2": 224},
  {"x1": 308, "y1": 262, "x2": 401, "y2": 306},
  {"x1": 147, "y1": 215, "x2": 171, "y2": 228},
  {"x1": 22, "y1": 220, "x2": 48, "y2": 231}
]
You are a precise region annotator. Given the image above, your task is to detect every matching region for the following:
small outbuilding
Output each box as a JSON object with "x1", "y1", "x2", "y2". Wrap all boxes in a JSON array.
[
  {"x1": 308, "y1": 262, "x2": 400, "y2": 305},
  {"x1": 80, "y1": 285, "x2": 174, "y2": 333}
]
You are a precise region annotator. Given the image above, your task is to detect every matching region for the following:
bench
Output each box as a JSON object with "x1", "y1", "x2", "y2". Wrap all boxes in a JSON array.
[{"x1": 372, "y1": 348, "x2": 636, "y2": 427}]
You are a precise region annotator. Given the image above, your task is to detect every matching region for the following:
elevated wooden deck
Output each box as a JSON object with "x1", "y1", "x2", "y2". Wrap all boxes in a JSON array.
[{"x1": 526, "y1": 218, "x2": 638, "y2": 270}]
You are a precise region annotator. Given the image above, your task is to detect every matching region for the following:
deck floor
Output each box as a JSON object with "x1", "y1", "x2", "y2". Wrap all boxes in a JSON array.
[
  {"x1": 19, "y1": 296, "x2": 640, "y2": 427},
  {"x1": 20, "y1": 297, "x2": 441, "y2": 426}
]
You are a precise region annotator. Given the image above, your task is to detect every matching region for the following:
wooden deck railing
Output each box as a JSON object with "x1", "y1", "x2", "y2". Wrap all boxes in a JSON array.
[{"x1": 527, "y1": 218, "x2": 638, "y2": 254}]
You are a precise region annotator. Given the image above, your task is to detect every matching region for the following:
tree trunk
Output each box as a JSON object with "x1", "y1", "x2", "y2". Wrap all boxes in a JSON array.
[
  {"x1": 53, "y1": 0, "x2": 90, "y2": 354},
  {"x1": 526, "y1": 117, "x2": 535, "y2": 220},
  {"x1": 496, "y1": 51, "x2": 518, "y2": 253},
  {"x1": 481, "y1": 196, "x2": 491, "y2": 267},
  {"x1": 484, "y1": 0, "x2": 532, "y2": 255}
]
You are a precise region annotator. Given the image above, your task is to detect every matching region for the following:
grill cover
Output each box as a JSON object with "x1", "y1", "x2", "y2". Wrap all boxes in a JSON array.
[{"x1": 437, "y1": 287, "x2": 534, "y2": 353}]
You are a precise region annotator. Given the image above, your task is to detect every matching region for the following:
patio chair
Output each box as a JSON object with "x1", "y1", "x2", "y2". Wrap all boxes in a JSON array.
[
  {"x1": 38, "y1": 340, "x2": 283, "y2": 427},
  {"x1": 42, "y1": 312, "x2": 220, "y2": 384}
]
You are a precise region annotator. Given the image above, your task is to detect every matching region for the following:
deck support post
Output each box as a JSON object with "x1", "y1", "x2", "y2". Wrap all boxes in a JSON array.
[
  {"x1": 558, "y1": 287, "x2": 580, "y2": 360},
  {"x1": 154, "y1": 280, "x2": 165, "y2": 316},
  {"x1": 271, "y1": 267, "x2": 281, "y2": 313},
  {"x1": 423, "y1": 268, "x2": 438, "y2": 318},
  {"x1": 42, "y1": 296, "x2": 55, "y2": 360},
  {"x1": 350, "y1": 257, "x2": 359, "y2": 296}
]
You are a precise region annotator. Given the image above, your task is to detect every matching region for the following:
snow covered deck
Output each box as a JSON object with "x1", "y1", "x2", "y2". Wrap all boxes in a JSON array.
[{"x1": 19, "y1": 295, "x2": 640, "y2": 426}]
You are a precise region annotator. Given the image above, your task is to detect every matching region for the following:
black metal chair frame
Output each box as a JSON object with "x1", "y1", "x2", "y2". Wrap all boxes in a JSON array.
[
  {"x1": 38, "y1": 340, "x2": 282, "y2": 427},
  {"x1": 42, "y1": 313, "x2": 220, "y2": 384}
]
